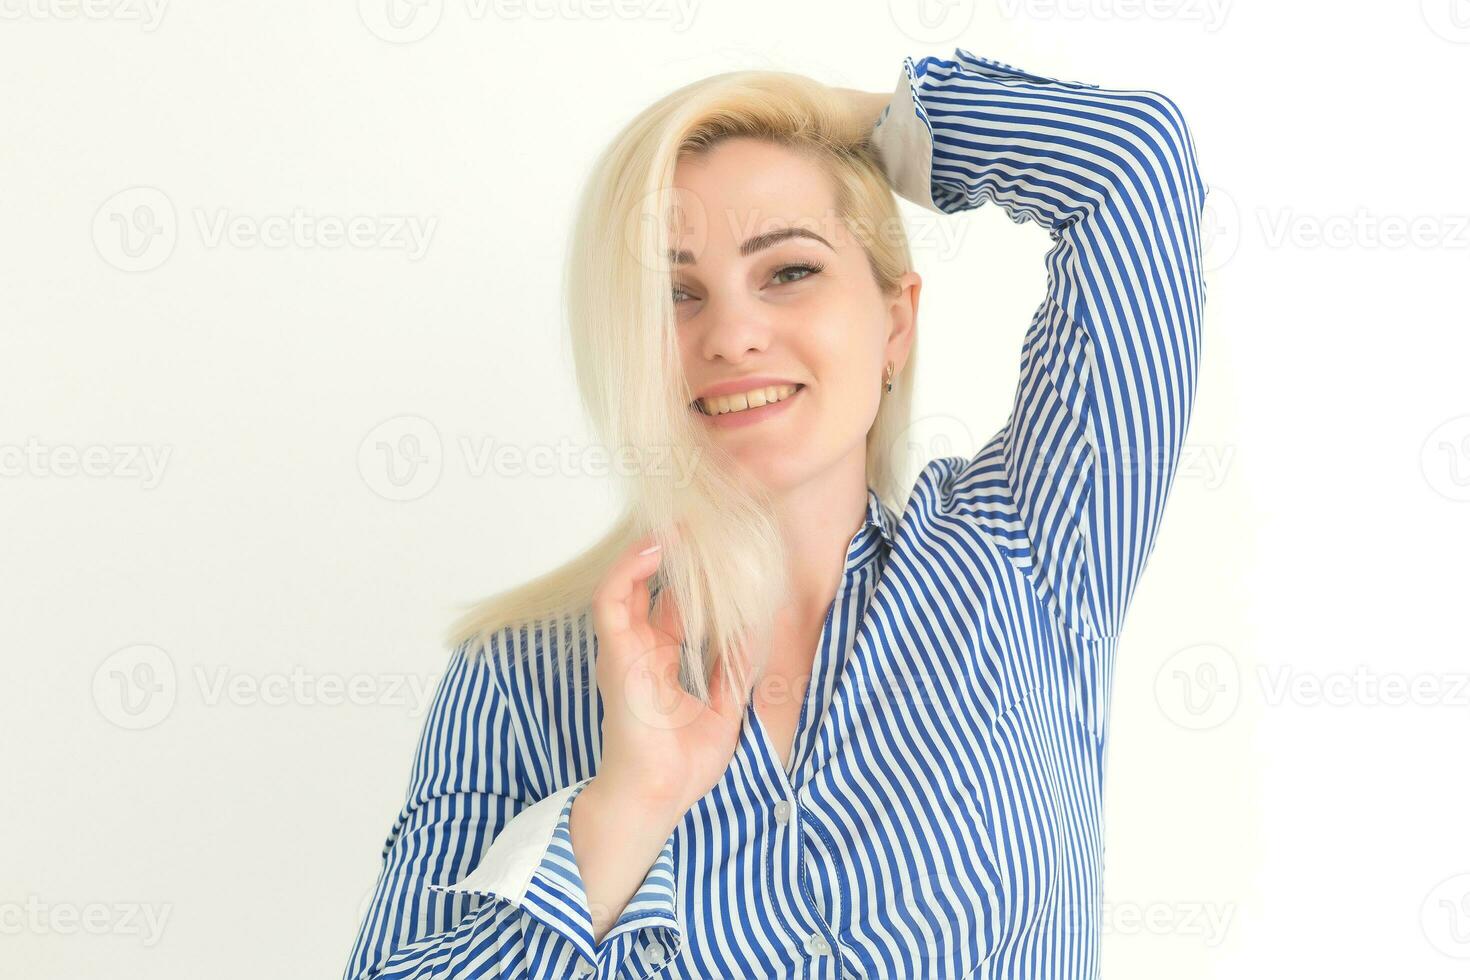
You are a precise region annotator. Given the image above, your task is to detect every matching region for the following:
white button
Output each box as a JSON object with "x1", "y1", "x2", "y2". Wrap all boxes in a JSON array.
[
  {"x1": 774, "y1": 801, "x2": 791, "y2": 825},
  {"x1": 573, "y1": 960, "x2": 594, "y2": 977},
  {"x1": 644, "y1": 941, "x2": 665, "y2": 963},
  {"x1": 804, "y1": 932, "x2": 832, "y2": 956}
]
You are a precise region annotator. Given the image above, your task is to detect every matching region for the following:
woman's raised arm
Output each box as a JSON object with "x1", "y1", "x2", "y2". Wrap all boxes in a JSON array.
[{"x1": 869, "y1": 48, "x2": 1207, "y2": 641}]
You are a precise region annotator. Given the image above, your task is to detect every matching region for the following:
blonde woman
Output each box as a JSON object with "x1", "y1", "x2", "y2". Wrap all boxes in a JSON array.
[{"x1": 344, "y1": 46, "x2": 1206, "y2": 980}]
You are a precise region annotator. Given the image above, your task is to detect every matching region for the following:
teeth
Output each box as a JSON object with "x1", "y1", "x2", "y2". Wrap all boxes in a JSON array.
[{"x1": 698, "y1": 384, "x2": 799, "y2": 416}]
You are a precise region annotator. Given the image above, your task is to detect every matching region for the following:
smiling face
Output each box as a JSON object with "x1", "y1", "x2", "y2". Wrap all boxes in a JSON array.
[{"x1": 670, "y1": 137, "x2": 919, "y2": 494}]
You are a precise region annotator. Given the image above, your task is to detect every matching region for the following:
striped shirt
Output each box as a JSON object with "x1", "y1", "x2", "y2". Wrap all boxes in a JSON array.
[{"x1": 343, "y1": 46, "x2": 1206, "y2": 980}]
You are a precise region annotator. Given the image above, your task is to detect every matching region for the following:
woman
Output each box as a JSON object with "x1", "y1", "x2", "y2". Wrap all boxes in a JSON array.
[{"x1": 344, "y1": 47, "x2": 1205, "y2": 980}]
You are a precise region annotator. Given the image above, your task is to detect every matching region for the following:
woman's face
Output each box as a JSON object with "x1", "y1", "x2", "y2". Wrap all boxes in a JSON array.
[{"x1": 669, "y1": 137, "x2": 919, "y2": 494}]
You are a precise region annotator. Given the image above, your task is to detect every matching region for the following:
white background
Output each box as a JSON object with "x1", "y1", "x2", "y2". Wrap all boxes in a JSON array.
[{"x1": 3, "y1": 1, "x2": 1468, "y2": 977}]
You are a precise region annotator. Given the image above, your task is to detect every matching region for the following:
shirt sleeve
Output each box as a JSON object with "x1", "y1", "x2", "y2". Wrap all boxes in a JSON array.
[
  {"x1": 341, "y1": 640, "x2": 682, "y2": 980},
  {"x1": 870, "y1": 47, "x2": 1208, "y2": 641}
]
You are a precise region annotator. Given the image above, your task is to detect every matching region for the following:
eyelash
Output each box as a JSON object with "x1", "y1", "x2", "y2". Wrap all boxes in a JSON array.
[{"x1": 672, "y1": 261, "x2": 826, "y2": 303}]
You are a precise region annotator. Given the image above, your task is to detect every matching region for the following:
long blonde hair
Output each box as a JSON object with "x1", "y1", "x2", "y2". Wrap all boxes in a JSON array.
[{"x1": 445, "y1": 68, "x2": 919, "y2": 705}]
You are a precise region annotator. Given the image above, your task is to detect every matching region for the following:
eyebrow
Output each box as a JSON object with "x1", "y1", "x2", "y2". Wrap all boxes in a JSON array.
[{"x1": 669, "y1": 226, "x2": 835, "y2": 266}]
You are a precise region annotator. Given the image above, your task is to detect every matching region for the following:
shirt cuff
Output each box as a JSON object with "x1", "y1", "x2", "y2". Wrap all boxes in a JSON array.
[
  {"x1": 870, "y1": 57, "x2": 941, "y2": 215},
  {"x1": 869, "y1": 48, "x2": 1106, "y2": 216},
  {"x1": 431, "y1": 778, "x2": 682, "y2": 975}
]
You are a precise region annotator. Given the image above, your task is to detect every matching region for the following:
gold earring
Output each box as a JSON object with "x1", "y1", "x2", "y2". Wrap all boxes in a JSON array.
[{"x1": 884, "y1": 361, "x2": 894, "y2": 393}]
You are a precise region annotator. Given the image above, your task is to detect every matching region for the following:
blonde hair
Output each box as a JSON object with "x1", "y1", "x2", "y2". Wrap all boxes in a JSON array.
[{"x1": 445, "y1": 69, "x2": 918, "y2": 705}]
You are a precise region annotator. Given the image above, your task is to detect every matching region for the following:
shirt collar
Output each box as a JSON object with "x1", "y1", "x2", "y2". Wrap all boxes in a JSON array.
[{"x1": 844, "y1": 487, "x2": 898, "y2": 573}]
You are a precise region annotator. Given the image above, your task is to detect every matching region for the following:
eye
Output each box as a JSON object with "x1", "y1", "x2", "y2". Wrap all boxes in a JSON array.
[
  {"x1": 771, "y1": 261, "x2": 825, "y2": 286},
  {"x1": 671, "y1": 261, "x2": 826, "y2": 304}
]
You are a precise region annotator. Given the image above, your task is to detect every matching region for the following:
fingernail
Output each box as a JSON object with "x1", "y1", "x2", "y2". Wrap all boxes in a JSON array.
[{"x1": 638, "y1": 543, "x2": 662, "y2": 556}]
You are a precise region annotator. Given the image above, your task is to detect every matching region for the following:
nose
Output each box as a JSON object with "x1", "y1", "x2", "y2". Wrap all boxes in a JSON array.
[{"x1": 696, "y1": 291, "x2": 773, "y2": 364}]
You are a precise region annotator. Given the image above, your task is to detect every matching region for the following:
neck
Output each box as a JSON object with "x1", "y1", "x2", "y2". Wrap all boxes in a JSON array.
[{"x1": 767, "y1": 453, "x2": 871, "y2": 628}]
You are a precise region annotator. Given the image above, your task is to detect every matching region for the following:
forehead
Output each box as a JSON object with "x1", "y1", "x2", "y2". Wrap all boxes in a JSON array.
[{"x1": 670, "y1": 138, "x2": 842, "y2": 249}]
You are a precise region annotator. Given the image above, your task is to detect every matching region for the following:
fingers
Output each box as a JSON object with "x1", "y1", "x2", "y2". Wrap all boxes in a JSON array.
[{"x1": 591, "y1": 533, "x2": 665, "y2": 641}]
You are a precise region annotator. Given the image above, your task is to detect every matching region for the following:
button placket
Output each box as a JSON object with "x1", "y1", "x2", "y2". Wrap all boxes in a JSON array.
[{"x1": 790, "y1": 805, "x2": 850, "y2": 974}]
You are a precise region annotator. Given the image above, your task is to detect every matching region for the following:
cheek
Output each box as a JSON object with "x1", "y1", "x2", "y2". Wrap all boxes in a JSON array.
[{"x1": 798, "y1": 301, "x2": 885, "y2": 392}]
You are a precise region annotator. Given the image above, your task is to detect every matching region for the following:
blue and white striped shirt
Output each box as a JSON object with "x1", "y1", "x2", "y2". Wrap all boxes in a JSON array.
[{"x1": 344, "y1": 46, "x2": 1205, "y2": 980}]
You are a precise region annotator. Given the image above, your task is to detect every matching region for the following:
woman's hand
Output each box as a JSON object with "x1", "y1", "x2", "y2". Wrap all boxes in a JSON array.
[
  {"x1": 828, "y1": 86, "x2": 894, "y2": 145},
  {"x1": 587, "y1": 531, "x2": 747, "y2": 822}
]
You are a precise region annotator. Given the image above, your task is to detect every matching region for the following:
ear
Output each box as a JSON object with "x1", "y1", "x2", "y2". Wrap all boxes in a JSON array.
[{"x1": 884, "y1": 270, "x2": 921, "y2": 373}]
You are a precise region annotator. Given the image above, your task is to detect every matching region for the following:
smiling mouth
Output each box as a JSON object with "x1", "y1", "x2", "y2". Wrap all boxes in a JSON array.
[{"x1": 692, "y1": 383, "x2": 805, "y2": 417}]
